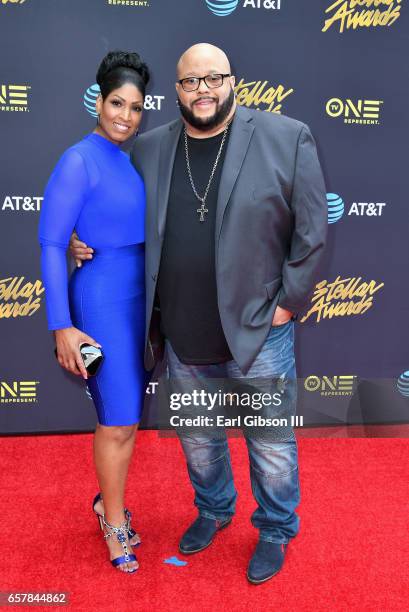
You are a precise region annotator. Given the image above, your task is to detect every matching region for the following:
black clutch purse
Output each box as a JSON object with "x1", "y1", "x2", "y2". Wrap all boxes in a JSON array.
[
  {"x1": 54, "y1": 343, "x2": 104, "y2": 376},
  {"x1": 79, "y1": 343, "x2": 104, "y2": 376}
]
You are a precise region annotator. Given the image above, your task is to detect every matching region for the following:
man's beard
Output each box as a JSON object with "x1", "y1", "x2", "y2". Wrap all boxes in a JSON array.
[{"x1": 178, "y1": 87, "x2": 235, "y2": 132}]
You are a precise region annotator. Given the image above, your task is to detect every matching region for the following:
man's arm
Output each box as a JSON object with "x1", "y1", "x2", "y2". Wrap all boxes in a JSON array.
[{"x1": 277, "y1": 124, "x2": 328, "y2": 316}]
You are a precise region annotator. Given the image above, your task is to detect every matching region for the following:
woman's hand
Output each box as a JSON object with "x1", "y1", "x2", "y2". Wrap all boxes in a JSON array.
[
  {"x1": 69, "y1": 231, "x2": 94, "y2": 268},
  {"x1": 54, "y1": 327, "x2": 101, "y2": 379}
]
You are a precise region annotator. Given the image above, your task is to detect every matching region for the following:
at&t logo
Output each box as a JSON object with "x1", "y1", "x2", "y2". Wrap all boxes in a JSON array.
[
  {"x1": 0, "y1": 84, "x2": 30, "y2": 112},
  {"x1": 243, "y1": 0, "x2": 281, "y2": 7},
  {"x1": 326, "y1": 193, "x2": 386, "y2": 224},
  {"x1": 205, "y1": 0, "x2": 239, "y2": 15},
  {"x1": 84, "y1": 84, "x2": 100, "y2": 117},
  {"x1": 84, "y1": 84, "x2": 164, "y2": 117},
  {"x1": 326, "y1": 98, "x2": 383, "y2": 125},
  {"x1": 0, "y1": 381, "x2": 39, "y2": 404},
  {"x1": 304, "y1": 375, "x2": 357, "y2": 397},
  {"x1": 205, "y1": 0, "x2": 281, "y2": 16},
  {"x1": 2, "y1": 196, "x2": 42, "y2": 212},
  {"x1": 327, "y1": 193, "x2": 344, "y2": 224},
  {"x1": 348, "y1": 202, "x2": 386, "y2": 216},
  {"x1": 144, "y1": 95, "x2": 165, "y2": 111},
  {"x1": 397, "y1": 372, "x2": 409, "y2": 398}
]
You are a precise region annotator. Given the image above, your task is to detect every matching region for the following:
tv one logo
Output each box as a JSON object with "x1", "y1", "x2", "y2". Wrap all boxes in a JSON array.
[
  {"x1": 205, "y1": 0, "x2": 281, "y2": 16},
  {"x1": 83, "y1": 84, "x2": 164, "y2": 117},
  {"x1": 106, "y1": 0, "x2": 149, "y2": 6},
  {"x1": 0, "y1": 84, "x2": 30, "y2": 112},
  {"x1": 326, "y1": 193, "x2": 386, "y2": 224},
  {"x1": 304, "y1": 376, "x2": 356, "y2": 397},
  {"x1": 326, "y1": 98, "x2": 383, "y2": 125},
  {"x1": 0, "y1": 381, "x2": 39, "y2": 404}
]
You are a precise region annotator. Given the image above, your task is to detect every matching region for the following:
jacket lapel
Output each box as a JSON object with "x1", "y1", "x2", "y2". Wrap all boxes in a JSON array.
[
  {"x1": 215, "y1": 106, "x2": 255, "y2": 242},
  {"x1": 157, "y1": 119, "x2": 183, "y2": 238}
]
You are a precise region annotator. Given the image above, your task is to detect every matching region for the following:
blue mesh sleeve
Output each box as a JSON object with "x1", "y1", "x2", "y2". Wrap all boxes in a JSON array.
[{"x1": 38, "y1": 148, "x2": 89, "y2": 330}]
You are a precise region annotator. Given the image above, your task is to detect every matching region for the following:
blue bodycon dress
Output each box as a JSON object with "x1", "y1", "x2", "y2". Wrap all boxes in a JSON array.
[{"x1": 39, "y1": 132, "x2": 147, "y2": 426}]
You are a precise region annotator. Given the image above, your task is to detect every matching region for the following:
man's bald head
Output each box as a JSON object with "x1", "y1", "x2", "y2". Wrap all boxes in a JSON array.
[
  {"x1": 177, "y1": 43, "x2": 231, "y2": 79},
  {"x1": 175, "y1": 43, "x2": 236, "y2": 134}
]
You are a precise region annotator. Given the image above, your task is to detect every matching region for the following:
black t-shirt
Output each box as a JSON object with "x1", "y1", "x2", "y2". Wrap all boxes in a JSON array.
[{"x1": 156, "y1": 126, "x2": 233, "y2": 364}]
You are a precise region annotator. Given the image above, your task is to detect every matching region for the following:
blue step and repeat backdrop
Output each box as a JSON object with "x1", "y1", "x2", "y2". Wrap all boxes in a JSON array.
[{"x1": 1, "y1": 0, "x2": 408, "y2": 433}]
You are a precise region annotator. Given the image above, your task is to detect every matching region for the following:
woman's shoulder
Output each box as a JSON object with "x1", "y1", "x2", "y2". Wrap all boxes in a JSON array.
[
  {"x1": 56, "y1": 137, "x2": 87, "y2": 162},
  {"x1": 53, "y1": 135, "x2": 99, "y2": 174},
  {"x1": 63, "y1": 135, "x2": 96, "y2": 159},
  {"x1": 46, "y1": 139, "x2": 93, "y2": 188}
]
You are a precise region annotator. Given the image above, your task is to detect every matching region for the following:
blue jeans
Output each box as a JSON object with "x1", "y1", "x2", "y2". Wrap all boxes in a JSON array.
[{"x1": 166, "y1": 321, "x2": 300, "y2": 544}]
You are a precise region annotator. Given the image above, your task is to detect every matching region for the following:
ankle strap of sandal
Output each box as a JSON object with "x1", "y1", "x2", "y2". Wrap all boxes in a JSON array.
[{"x1": 102, "y1": 515, "x2": 132, "y2": 563}]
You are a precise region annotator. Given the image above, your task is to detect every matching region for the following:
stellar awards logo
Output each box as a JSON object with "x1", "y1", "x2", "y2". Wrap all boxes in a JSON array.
[
  {"x1": 326, "y1": 193, "x2": 386, "y2": 224},
  {"x1": 322, "y1": 0, "x2": 402, "y2": 33},
  {"x1": 0, "y1": 276, "x2": 44, "y2": 319},
  {"x1": 0, "y1": 381, "x2": 39, "y2": 404},
  {"x1": 326, "y1": 98, "x2": 383, "y2": 126},
  {"x1": 205, "y1": 0, "x2": 281, "y2": 16},
  {"x1": 83, "y1": 84, "x2": 164, "y2": 117},
  {"x1": 300, "y1": 276, "x2": 384, "y2": 324},
  {"x1": 304, "y1": 375, "x2": 357, "y2": 397},
  {"x1": 235, "y1": 78, "x2": 293, "y2": 113},
  {"x1": 0, "y1": 84, "x2": 31, "y2": 112}
]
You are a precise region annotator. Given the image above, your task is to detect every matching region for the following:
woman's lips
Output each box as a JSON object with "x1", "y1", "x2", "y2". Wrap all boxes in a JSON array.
[{"x1": 113, "y1": 122, "x2": 131, "y2": 132}]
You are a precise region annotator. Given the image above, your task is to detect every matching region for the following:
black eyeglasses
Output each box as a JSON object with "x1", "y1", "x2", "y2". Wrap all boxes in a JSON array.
[{"x1": 178, "y1": 73, "x2": 231, "y2": 92}]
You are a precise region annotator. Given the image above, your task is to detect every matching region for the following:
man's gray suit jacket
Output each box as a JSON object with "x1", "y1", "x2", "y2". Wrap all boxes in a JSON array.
[{"x1": 131, "y1": 105, "x2": 327, "y2": 375}]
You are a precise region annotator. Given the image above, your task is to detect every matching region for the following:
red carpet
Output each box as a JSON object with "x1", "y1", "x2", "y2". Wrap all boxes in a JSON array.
[{"x1": 0, "y1": 432, "x2": 408, "y2": 611}]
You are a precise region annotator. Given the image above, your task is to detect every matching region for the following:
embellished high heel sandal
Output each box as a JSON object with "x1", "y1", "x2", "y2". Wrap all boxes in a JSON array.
[
  {"x1": 102, "y1": 515, "x2": 138, "y2": 573},
  {"x1": 92, "y1": 492, "x2": 141, "y2": 547}
]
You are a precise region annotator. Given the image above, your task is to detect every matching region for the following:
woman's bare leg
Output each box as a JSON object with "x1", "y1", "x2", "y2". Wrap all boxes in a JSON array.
[{"x1": 93, "y1": 423, "x2": 138, "y2": 572}]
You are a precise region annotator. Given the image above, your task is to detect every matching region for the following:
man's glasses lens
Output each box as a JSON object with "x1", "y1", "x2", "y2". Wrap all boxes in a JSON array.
[{"x1": 181, "y1": 74, "x2": 225, "y2": 92}]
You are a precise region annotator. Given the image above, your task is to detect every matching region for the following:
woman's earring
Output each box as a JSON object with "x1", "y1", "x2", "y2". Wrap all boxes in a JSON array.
[
  {"x1": 97, "y1": 114, "x2": 100, "y2": 125},
  {"x1": 134, "y1": 129, "x2": 139, "y2": 137}
]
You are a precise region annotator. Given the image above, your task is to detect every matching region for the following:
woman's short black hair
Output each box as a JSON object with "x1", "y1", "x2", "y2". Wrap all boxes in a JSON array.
[{"x1": 96, "y1": 50, "x2": 150, "y2": 100}]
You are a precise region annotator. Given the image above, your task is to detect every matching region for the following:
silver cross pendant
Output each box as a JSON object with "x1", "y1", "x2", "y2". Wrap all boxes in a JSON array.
[{"x1": 197, "y1": 203, "x2": 209, "y2": 222}]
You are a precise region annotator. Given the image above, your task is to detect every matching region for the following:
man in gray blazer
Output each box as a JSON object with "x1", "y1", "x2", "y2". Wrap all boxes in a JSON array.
[{"x1": 72, "y1": 43, "x2": 327, "y2": 584}]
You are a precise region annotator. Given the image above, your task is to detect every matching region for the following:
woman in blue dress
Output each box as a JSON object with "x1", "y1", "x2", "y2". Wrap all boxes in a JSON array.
[{"x1": 38, "y1": 51, "x2": 149, "y2": 574}]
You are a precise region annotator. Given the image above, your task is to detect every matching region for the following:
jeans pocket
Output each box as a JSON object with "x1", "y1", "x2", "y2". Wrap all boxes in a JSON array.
[{"x1": 268, "y1": 320, "x2": 294, "y2": 360}]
